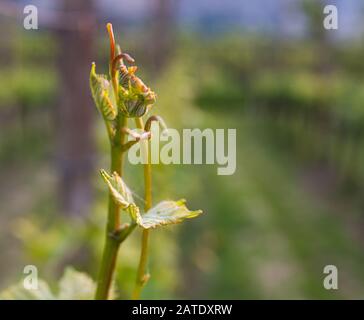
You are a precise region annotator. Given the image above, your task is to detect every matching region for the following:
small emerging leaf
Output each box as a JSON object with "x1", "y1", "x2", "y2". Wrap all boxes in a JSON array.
[
  {"x1": 117, "y1": 65, "x2": 156, "y2": 118},
  {"x1": 90, "y1": 63, "x2": 117, "y2": 120},
  {"x1": 135, "y1": 199, "x2": 202, "y2": 229},
  {"x1": 100, "y1": 170, "x2": 139, "y2": 220}
]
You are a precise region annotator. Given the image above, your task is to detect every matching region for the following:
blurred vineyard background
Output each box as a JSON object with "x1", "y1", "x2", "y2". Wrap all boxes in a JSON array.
[{"x1": 2, "y1": 0, "x2": 364, "y2": 299}]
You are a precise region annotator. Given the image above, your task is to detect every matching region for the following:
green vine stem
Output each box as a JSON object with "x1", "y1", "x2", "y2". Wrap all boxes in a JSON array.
[
  {"x1": 94, "y1": 120, "x2": 127, "y2": 300},
  {"x1": 132, "y1": 117, "x2": 152, "y2": 300},
  {"x1": 95, "y1": 24, "x2": 129, "y2": 300},
  {"x1": 92, "y1": 23, "x2": 201, "y2": 300}
]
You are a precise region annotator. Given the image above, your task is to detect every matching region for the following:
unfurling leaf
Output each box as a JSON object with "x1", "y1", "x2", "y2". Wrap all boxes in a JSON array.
[
  {"x1": 100, "y1": 170, "x2": 140, "y2": 220},
  {"x1": 119, "y1": 65, "x2": 137, "y2": 88},
  {"x1": 90, "y1": 63, "x2": 117, "y2": 120},
  {"x1": 100, "y1": 169, "x2": 134, "y2": 208},
  {"x1": 117, "y1": 65, "x2": 156, "y2": 118},
  {"x1": 134, "y1": 199, "x2": 202, "y2": 229}
]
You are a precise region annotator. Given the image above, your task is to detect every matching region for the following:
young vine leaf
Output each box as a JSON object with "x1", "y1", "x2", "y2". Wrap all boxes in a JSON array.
[
  {"x1": 100, "y1": 170, "x2": 202, "y2": 229},
  {"x1": 134, "y1": 199, "x2": 203, "y2": 229},
  {"x1": 100, "y1": 169, "x2": 134, "y2": 208},
  {"x1": 100, "y1": 169, "x2": 140, "y2": 222},
  {"x1": 90, "y1": 63, "x2": 117, "y2": 121}
]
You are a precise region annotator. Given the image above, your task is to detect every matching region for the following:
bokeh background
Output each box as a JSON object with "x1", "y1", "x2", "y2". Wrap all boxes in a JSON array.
[{"x1": 1, "y1": 0, "x2": 364, "y2": 299}]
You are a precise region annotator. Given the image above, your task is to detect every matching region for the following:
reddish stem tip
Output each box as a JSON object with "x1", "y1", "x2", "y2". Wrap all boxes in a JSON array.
[{"x1": 106, "y1": 23, "x2": 115, "y2": 61}]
